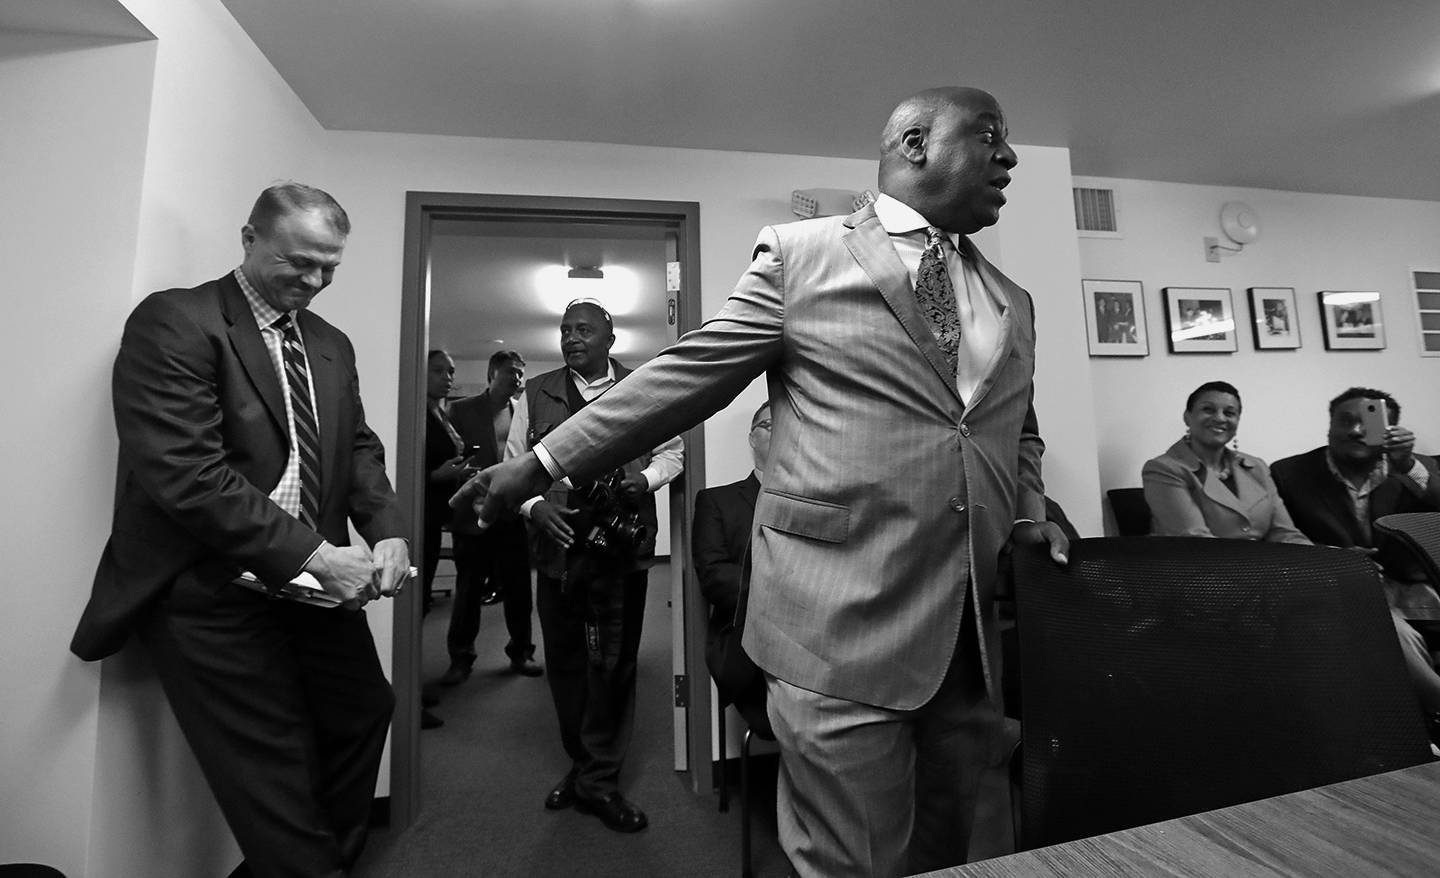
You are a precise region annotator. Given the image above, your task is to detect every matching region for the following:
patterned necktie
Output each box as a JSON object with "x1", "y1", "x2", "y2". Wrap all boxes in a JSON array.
[
  {"x1": 274, "y1": 313, "x2": 322, "y2": 528},
  {"x1": 916, "y1": 227, "x2": 962, "y2": 377}
]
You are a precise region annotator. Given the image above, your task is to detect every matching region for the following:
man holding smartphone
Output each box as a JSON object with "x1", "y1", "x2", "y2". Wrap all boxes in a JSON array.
[{"x1": 1273, "y1": 387, "x2": 1440, "y2": 736}]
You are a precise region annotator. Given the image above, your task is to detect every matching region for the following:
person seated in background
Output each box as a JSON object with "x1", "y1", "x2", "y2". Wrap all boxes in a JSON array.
[
  {"x1": 692, "y1": 402, "x2": 771, "y2": 733},
  {"x1": 1271, "y1": 387, "x2": 1440, "y2": 736},
  {"x1": 1142, "y1": 380, "x2": 1309, "y2": 543}
]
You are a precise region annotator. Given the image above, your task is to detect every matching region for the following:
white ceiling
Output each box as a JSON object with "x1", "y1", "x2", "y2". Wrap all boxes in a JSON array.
[{"x1": 217, "y1": 0, "x2": 1440, "y2": 201}]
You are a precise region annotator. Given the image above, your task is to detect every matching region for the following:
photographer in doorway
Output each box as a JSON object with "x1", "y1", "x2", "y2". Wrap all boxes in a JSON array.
[{"x1": 502, "y1": 299, "x2": 683, "y2": 832}]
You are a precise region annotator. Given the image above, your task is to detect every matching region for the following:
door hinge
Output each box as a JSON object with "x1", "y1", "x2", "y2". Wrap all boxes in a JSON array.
[{"x1": 673, "y1": 674, "x2": 689, "y2": 708}]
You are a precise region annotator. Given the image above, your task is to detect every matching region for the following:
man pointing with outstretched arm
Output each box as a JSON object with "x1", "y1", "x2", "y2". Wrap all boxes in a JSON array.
[{"x1": 455, "y1": 86, "x2": 1068, "y2": 878}]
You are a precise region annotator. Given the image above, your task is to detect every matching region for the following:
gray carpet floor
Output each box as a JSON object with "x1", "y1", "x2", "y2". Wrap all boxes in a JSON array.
[{"x1": 355, "y1": 561, "x2": 791, "y2": 877}]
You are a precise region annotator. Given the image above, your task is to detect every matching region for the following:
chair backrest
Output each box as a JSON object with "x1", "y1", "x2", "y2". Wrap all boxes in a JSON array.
[
  {"x1": 1375, "y1": 512, "x2": 1440, "y2": 585},
  {"x1": 1106, "y1": 487, "x2": 1152, "y2": 536},
  {"x1": 1012, "y1": 536, "x2": 1433, "y2": 849}
]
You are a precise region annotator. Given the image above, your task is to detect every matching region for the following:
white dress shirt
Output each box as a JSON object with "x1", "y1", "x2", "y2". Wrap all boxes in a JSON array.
[{"x1": 873, "y1": 193, "x2": 1003, "y2": 404}]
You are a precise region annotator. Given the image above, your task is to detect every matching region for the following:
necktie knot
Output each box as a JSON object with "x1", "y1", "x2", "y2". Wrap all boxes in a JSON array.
[
  {"x1": 925, "y1": 226, "x2": 948, "y2": 252},
  {"x1": 272, "y1": 313, "x2": 297, "y2": 337}
]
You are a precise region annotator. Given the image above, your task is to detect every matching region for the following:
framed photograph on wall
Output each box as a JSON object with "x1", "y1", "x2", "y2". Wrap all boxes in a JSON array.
[
  {"x1": 1319, "y1": 291, "x2": 1386, "y2": 350},
  {"x1": 1162, "y1": 287, "x2": 1237, "y2": 353},
  {"x1": 1081, "y1": 279, "x2": 1148, "y2": 356},
  {"x1": 1247, "y1": 287, "x2": 1301, "y2": 350}
]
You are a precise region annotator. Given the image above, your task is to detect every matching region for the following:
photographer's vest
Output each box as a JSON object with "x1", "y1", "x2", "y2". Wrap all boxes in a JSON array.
[{"x1": 525, "y1": 360, "x2": 657, "y2": 577}]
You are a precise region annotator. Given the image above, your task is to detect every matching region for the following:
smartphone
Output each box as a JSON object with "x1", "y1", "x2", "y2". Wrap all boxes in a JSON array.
[{"x1": 1360, "y1": 398, "x2": 1389, "y2": 447}]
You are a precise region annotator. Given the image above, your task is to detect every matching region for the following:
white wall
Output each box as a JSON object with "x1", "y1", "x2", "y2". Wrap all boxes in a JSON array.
[
  {"x1": 85, "y1": 0, "x2": 325, "y2": 872},
  {"x1": 0, "y1": 0, "x2": 328, "y2": 874},
  {"x1": 994, "y1": 147, "x2": 1102, "y2": 534},
  {"x1": 0, "y1": 26, "x2": 155, "y2": 877},
  {"x1": 1078, "y1": 176, "x2": 1440, "y2": 508}
]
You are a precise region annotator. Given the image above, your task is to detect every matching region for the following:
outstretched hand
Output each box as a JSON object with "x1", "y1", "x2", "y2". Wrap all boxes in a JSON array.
[
  {"x1": 450, "y1": 452, "x2": 555, "y2": 529},
  {"x1": 1008, "y1": 520, "x2": 1070, "y2": 566}
]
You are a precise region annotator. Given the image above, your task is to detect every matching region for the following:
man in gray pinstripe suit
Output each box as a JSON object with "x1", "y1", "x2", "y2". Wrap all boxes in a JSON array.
[{"x1": 455, "y1": 86, "x2": 1069, "y2": 878}]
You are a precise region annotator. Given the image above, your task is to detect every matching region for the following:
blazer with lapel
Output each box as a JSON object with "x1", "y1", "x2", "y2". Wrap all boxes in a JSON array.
[
  {"x1": 693, "y1": 473, "x2": 763, "y2": 708},
  {"x1": 538, "y1": 204, "x2": 1047, "y2": 710},
  {"x1": 1142, "y1": 438, "x2": 1309, "y2": 543},
  {"x1": 72, "y1": 273, "x2": 406, "y2": 660},
  {"x1": 447, "y1": 389, "x2": 512, "y2": 535},
  {"x1": 1272, "y1": 446, "x2": 1440, "y2": 581}
]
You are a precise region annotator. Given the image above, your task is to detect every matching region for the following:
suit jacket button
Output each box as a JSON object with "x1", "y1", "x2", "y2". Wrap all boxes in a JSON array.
[
  {"x1": 949, "y1": 497, "x2": 967, "y2": 512},
  {"x1": 959, "y1": 424, "x2": 972, "y2": 438}
]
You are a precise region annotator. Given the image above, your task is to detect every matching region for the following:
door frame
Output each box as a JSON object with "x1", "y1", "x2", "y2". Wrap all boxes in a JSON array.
[{"x1": 391, "y1": 191, "x2": 709, "y2": 826}]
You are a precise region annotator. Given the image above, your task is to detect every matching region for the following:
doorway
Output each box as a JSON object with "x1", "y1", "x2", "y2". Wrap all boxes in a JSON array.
[{"x1": 392, "y1": 192, "x2": 710, "y2": 827}]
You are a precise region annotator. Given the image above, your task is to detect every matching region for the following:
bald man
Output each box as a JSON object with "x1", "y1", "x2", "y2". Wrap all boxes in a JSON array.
[{"x1": 458, "y1": 87, "x2": 1067, "y2": 877}]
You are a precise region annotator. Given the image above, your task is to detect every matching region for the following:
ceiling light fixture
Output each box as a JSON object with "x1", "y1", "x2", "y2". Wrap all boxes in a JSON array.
[{"x1": 567, "y1": 265, "x2": 604, "y2": 280}]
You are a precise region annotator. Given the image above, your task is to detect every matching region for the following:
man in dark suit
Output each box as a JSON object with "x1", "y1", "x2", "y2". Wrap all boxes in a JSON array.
[
  {"x1": 459, "y1": 87, "x2": 1069, "y2": 877},
  {"x1": 692, "y1": 402, "x2": 770, "y2": 732},
  {"x1": 1271, "y1": 387, "x2": 1440, "y2": 721},
  {"x1": 442, "y1": 349, "x2": 541, "y2": 681},
  {"x1": 72, "y1": 183, "x2": 410, "y2": 878}
]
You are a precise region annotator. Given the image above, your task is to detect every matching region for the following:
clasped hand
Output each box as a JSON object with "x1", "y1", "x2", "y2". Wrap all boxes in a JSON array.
[
  {"x1": 306, "y1": 537, "x2": 411, "y2": 611},
  {"x1": 450, "y1": 452, "x2": 555, "y2": 531}
]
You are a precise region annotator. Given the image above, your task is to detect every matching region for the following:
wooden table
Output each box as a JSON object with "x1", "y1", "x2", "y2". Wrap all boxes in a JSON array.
[{"x1": 917, "y1": 761, "x2": 1440, "y2": 878}]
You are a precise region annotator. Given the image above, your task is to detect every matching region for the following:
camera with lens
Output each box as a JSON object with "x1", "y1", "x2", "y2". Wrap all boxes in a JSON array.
[{"x1": 575, "y1": 469, "x2": 650, "y2": 557}]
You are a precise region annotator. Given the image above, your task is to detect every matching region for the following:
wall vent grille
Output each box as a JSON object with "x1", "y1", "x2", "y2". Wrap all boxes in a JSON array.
[{"x1": 1073, "y1": 187, "x2": 1119, "y2": 234}]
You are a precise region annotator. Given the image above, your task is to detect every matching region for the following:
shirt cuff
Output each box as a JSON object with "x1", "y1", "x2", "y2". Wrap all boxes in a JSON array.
[
  {"x1": 1404, "y1": 458, "x2": 1430, "y2": 491},
  {"x1": 639, "y1": 467, "x2": 660, "y2": 493},
  {"x1": 533, "y1": 441, "x2": 566, "y2": 481}
]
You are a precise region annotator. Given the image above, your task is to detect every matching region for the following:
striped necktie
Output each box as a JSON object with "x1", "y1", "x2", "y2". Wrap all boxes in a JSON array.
[
  {"x1": 915, "y1": 226, "x2": 962, "y2": 377},
  {"x1": 273, "y1": 313, "x2": 321, "y2": 528}
]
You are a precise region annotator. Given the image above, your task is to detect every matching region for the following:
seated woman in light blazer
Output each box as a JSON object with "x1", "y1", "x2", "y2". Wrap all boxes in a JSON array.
[{"x1": 1142, "y1": 380, "x2": 1309, "y2": 543}]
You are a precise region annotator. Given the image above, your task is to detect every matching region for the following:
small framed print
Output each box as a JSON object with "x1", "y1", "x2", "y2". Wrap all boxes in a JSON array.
[
  {"x1": 1319, "y1": 291, "x2": 1386, "y2": 350},
  {"x1": 1163, "y1": 287, "x2": 1237, "y2": 353},
  {"x1": 1081, "y1": 279, "x2": 1148, "y2": 356},
  {"x1": 1248, "y1": 287, "x2": 1301, "y2": 350}
]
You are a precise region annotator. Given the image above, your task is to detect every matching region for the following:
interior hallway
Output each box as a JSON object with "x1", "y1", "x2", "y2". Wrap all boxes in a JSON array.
[{"x1": 356, "y1": 560, "x2": 790, "y2": 878}]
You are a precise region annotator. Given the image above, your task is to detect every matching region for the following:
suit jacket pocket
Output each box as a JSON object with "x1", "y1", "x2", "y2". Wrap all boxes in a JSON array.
[{"x1": 756, "y1": 490, "x2": 849, "y2": 543}]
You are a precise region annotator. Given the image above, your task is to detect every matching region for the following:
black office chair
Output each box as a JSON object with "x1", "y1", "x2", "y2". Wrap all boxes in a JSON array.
[
  {"x1": 1106, "y1": 487, "x2": 1152, "y2": 536},
  {"x1": 0, "y1": 867, "x2": 66, "y2": 877},
  {"x1": 1375, "y1": 512, "x2": 1440, "y2": 588},
  {"x1": 715, "y1": 690, "x2": 774, "y2": 878},
  {"x1": 1010, "y1": 537, "x2": 1433, "y2": 849}
]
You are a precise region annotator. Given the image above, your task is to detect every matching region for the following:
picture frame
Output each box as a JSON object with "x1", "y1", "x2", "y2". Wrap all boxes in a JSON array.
[
  {"x1": 1081, "y1": 279, "x2": 1148, "y2": 356},
  {"x1": 1318, "y1": 291, "x2": 1386, "y2": 350},
  {"x1": 1247, "y1": 287, "x2": 1301, "y2": 350},
  {"x1": 1162, "y1": 287, "x2": 1237, "y2": 353}
]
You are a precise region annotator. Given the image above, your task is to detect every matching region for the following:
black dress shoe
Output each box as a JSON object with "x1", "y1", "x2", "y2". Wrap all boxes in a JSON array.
[
  {"x1": 509, "y1": 657, "x2": 544, "y2": 677},
  {"x1": 480, "y1": 590, "x2": 502, "y2": 605},
  {"x1": 545, "y1": 769, "x2": 578, "y2": 810},
  {"x1": 439, "y1": 663, "x2": 473, "y2": 686},
  {"x1": 576, "y1": 792, "x2": 648, "y2": 833},
  {"x1": 421, "y1": 708, "x2": 444, "y2": 730}
]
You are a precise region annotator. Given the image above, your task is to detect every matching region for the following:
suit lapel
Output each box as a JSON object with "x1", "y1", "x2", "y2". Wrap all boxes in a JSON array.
[
  {"x1": 220, "y1": 274, "x2": 287, "y2": 434},
  {"x1": 299, "y1": 312, "x2": 343, "y2": 479},
  {"x1": 842, "y1": 206, "x2": 964, "y2": 405}
]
